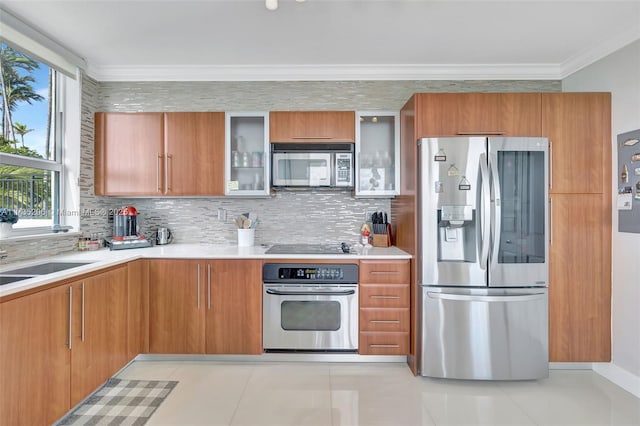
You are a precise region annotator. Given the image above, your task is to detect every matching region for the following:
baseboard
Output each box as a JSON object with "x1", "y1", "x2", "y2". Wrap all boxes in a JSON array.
[
  {"x1": 592, "y1": 362, "x2": 640, "y2": 398},
  {"x1": 549, "y1": 362, "x2": 593, "y2": 370}
]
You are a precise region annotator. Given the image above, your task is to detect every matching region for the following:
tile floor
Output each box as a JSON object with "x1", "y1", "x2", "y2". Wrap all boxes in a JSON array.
[{"x1": 116, "y1": 361, "x2": 640, "y2": 426}]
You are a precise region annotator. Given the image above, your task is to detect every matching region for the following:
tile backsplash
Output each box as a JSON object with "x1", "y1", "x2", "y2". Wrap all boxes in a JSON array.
[{"x1": 1, "y1": 75, "x2": 560, "y2": 263}]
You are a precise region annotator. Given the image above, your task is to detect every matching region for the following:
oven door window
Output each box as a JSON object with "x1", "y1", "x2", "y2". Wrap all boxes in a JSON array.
[{"x1": 281, "y1": 301, "x2": 341, "y2": 331}]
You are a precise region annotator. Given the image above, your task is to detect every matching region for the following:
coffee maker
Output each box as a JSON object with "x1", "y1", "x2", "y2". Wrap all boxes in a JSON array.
[
  {"x1": 107, "y1": 206, "x2": 151, "y2": 250},
  {"x1": 113, "y1": 205, "x2": 139, "y2": 240}
]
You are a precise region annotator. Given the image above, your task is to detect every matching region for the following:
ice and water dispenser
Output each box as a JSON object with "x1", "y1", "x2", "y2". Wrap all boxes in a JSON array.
[{"x1": 437, "y1": 205, "x2": 476, "y2": 262}]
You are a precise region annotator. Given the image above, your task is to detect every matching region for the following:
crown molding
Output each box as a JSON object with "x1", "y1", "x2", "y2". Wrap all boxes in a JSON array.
[
  {"x1": 87, "y1": 63, "x2": 562, "y2": 82},
  {"x1": 86, "y1": 27, "x2": 640, "y2": 82},
  {"x1": 560, "y1": 24, "x2": 640, "y2": 79}
]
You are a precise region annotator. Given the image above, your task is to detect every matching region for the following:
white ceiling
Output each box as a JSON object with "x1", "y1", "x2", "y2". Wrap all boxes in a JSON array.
[{"x1": 1, "y1": 0, "x2": 639, "y2": 81}]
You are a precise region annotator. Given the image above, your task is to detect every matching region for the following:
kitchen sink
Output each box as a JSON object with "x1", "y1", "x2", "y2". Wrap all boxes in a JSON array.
[
  {"x1": 1, "y1": 261, "x2": 94, "y2": 276},
  {"x1": 0, "y1": 275, "x2": 36, "y2": 286}
]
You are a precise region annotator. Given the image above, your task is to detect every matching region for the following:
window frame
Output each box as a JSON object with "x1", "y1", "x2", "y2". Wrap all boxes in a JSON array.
[{"x1": 0, "y1": 64, "x2": 65, "y2": 236}]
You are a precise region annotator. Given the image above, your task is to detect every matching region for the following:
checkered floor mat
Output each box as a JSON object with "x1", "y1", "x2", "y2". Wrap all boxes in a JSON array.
[{"x1": 56, "y1": 378, "x2": 178, "y2": 426}]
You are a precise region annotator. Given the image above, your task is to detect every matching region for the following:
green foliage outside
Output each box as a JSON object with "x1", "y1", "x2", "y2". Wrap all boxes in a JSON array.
[{"x1": 0, "y1": 44, "x2": 53, "y2": 217}]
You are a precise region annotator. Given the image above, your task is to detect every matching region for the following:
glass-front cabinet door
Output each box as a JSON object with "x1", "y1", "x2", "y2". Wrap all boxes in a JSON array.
[
  {"x1": 225, "y1": 112, "x2": 269, "y2": 196},
  {"x1": 355, "y1": 111, "x2": 399, "y2": 197}
]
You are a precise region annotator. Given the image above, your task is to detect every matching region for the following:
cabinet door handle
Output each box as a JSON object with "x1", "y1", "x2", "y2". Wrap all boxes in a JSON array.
[
  {"x1": 81, "y1": 282, "x2": 85, "y2": 342},
  {"x1": 370, "y1": 295, "x2": 400, "y2": 299},
  {"x1": 196, "y1": 264, "x2": 201, "y2": 309},
  {"x1": 369, "y1": 344, "x2": 400, "y2": 348},
  {"x1": 166, "y1": 154, "x2": 173, "y2": 192},
  {"x1": 457, "y1": 131, "x2": 505, "y2": 136},
  {"x1": 549, "y1": 197, "x2": 553, "y2": 246},
  {"x1": 68, "y1": 286, "x2": 73, "y2": 349},
  {"x1": 549, "y1": 140, "x2": 553, "y2": 190},
  {"x1": 370, "y1": 320, "x2": 400, "y2": 324},
  {"x1": 207, "y1": 264, "x2": 211, "y2": 310},
  {"x1": 156, "y1": 153, "x2": 162, "y2": 192},
  {"x1": 369, "y1": 271, "x2": 400, "y2": 275}
]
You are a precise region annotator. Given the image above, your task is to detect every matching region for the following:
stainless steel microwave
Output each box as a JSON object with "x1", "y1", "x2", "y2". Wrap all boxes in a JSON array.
[{"x1": 271, "y1": 143, "x2": 354, "y2": 188}]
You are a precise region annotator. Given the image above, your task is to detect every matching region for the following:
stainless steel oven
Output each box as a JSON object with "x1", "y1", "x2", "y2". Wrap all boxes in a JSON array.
[{"x1": 263, "y1": 263, "x2": 359, "y2": 352}]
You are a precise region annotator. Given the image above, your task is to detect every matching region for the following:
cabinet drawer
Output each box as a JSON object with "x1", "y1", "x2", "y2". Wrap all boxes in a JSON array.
[
  {"x1": 359, "y1": 260, "x2": 410, "y2": 284},
  {"x1": 360, "y1": 284, "x2": 409, "y2": 308},
  {"x1": 359, "y1": 332, "x2": 409, "y2": 355},
  {"x1": 360, "y1": 308, "x2": 409, "y2": 332}
]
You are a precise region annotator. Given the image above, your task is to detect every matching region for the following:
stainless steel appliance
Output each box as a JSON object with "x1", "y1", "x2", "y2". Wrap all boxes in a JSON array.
[
  {"x1": 271, "y1": 143, "x2": 354, "y2": 188},
  {"x1": 419, "y1": 137, "x2": 549, "y2": 380},
  {"x1": 263, "y1": 263, "x2": 359, "y2": 351},
  {"x1": 156, "y1": 227, "x2": 173, "y2": 245}
]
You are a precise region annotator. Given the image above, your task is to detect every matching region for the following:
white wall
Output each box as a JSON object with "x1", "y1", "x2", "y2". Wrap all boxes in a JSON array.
[{"x1": 563, "y1": 39, "x2": 640, "y2": 396}]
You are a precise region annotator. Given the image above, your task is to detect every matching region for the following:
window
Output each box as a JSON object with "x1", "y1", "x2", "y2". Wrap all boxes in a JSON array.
[{"x1": 0, "y1": 42, "x2": 63, "y2": 232}]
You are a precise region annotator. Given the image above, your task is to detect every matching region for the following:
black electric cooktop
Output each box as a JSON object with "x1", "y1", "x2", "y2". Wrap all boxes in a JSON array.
[{"x1": 264, "y1": 243, "x2": 350, "y2": 255}]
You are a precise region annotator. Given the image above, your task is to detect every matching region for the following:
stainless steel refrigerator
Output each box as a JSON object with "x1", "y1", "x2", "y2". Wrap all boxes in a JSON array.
[{"x1": 418, "y1": 137, "x2": 549, "y2": 380}]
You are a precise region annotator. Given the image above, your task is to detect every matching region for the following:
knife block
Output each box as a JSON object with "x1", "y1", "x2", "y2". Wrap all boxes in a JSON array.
[{"x1": 372, "y1": 224, "x2": 392, "y2": 247}]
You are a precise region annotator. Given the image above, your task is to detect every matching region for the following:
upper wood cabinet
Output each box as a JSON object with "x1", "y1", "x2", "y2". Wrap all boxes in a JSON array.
[
  {"x1": 164, "y1": 112, "x2": 225, "y2": 195},
  {"x1": 94, "y1": 112, "x2": 225, "y2": 196},
  {"x1": 542, "y1": 93, "x2": 611, "y2": 194},
  {"x1": 415, "y1": 93, "x2": 542, "y2": 137},
  {"x1": 95, "y1": 112, "x2": 164, "y2": 196},
  {"x1": 0, "y1": 284, "x2": 71, "y2": 425},
  {"x1": 270, "y1": 111, "x2": 356, "y2": 142}
]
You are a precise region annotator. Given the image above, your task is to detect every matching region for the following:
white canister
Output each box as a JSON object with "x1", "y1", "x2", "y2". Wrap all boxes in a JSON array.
[{"x1": 237, "y1": 228, "x2": 255, "y2": 247}]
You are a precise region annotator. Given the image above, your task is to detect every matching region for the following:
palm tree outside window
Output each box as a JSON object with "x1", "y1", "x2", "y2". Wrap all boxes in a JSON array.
[{"x1": 0, "y1": 42, "x2": 61, "y2": 230}]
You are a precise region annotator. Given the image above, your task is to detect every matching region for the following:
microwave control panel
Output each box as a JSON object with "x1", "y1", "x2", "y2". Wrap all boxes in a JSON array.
[{"x1": 335, "y1": 153, "x2": 353, "y2": 187}]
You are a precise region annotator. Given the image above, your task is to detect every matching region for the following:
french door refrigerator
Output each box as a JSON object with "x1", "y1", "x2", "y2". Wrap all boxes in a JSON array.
[{"x1": 418, "y1": 137, "x2": 549, "y2": 380}]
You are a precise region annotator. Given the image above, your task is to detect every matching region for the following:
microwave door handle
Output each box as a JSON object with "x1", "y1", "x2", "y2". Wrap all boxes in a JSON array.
[{"x1": 266, "y1": 289, "x2": 356, "y2": 296}]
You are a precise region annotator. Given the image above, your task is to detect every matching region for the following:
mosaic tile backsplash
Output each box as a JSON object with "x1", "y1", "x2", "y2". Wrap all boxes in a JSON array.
[{"x1": 1, "y1": 75, "x2": 559, "y2": 263}]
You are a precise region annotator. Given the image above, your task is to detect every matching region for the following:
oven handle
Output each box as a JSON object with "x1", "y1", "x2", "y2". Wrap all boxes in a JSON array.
[{"x1": 265, "y1": 288, "x2": 356, "y2": 296}]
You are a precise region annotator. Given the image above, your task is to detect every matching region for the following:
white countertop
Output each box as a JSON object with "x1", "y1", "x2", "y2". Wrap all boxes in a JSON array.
[{"x1": 0, "y1": 243, "x2": 411, "y2": 298}]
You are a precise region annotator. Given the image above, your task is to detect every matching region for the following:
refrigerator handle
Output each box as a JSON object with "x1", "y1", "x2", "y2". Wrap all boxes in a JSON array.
[
  {"x1": 478, "y1": 153, "x2": 490, "y2": 269},
  {"x1": 489, "y1": 153, "x2": 501, "y2": 267},
  {"x1": 426, "y1": 291, "x2": 546, "y2": 303}
]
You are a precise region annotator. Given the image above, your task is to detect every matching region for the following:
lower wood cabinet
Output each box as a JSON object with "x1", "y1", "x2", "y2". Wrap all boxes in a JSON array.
[
  {"x1": 127, "y1": 260, "x2": 149, "y2": 358},
  {"x1": 70, "y1": 266, "x2": 129, "y2": 405},
  {"x1": 205, "y1": 259, "x2": 262, "y2": 354},
  {"x1": 148, "y1": 259, "x2": 262, "y2": 355},
  {"x1": 0, "y1": 284, "x2": 71, "y2": 425},
  {"x1": 149, "y1": 260, "x2": 205, "y2": 354},
  {"x1": 549, "y1": 194, "x2": 610, "y2": 362},
  {"x1": 0, "y1": 265, "x2": 130, "y2": 424},
  {"x1": 358, "y1": 260, "x2": 410, "y2": 355}
]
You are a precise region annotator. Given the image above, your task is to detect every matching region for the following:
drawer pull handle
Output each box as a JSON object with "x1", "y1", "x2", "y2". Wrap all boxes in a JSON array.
[
  {"x1": 369, "y1": 271, "x2": 400, "y2": 275},
  {"x1": 370, "y1": 344, "x2": 400, "y2": 348},
  {"x1": 370, "y1": 295, "x2": 400, "y2": 299},
  {"x1": 370, "y1": 320, "x2": 400, "y2": 324},
  {"x1": 291, "y1": 136, "x2": 333, "y2": 139}
]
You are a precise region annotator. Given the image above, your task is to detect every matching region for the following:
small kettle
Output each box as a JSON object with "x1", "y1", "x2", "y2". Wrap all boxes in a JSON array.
[{"x1": 156, "y1": 227, "x2": 173, "y2": 245}]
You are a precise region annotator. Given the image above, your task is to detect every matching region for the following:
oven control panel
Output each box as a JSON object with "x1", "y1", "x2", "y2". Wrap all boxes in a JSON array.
[
  {"x1": 263, "y1": 263, "x2": 359, "y2": 284},
  {"x1": 279, "y1": 267, "x2": 344, "y2": 280}
]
